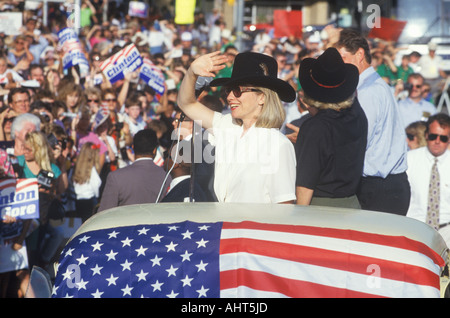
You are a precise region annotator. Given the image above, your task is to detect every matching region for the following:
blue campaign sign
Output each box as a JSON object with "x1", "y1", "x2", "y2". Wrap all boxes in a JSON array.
[
  {"x1": 57, "y1": 28, "x2": 90, "y2": 77},
  {"x1": 140, "y1": 58, "x2": 166, "y2": 95},
  {"x1": 0, "y1": 179, "x2": 40, "y2": 220},
  {"x1": 57, "y1": 27, "x2": 78, "y2": 44},
  {"x1": 100, "y1": 44, "x2": 143, "y2": 84}
]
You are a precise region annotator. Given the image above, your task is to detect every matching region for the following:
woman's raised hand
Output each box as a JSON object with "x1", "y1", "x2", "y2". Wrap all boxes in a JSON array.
[{"x1": 189, "y1": 51, "x2": 228, "y2": 77}]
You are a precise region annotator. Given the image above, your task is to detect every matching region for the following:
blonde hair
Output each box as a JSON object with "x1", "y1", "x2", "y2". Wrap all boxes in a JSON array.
[
  {"x1": 72, "y1": 142, "x2": 100, "y2": 184},
  {"x1": 24, "y1": 131, "x2": 54, "y2": 172},
  {"x1": 302, "y1": 93, "x2": 356, "y2": 111},
  {"x1": 406, "y1": 121, "x2": 427, "y2": 148},
  {"x1": 233, "y1": 87, "x2": 286, "y2": 129}
]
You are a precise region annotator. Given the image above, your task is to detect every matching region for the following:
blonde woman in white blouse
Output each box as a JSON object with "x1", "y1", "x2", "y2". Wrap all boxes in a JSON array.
[{"x1": 177, "y1": 51, "x2": 297, "y2": 203}]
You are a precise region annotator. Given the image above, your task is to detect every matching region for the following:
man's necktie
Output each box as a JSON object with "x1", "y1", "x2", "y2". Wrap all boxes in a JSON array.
[{"x1": 426, "y1": 158, "x2": 440, "y2": 230}]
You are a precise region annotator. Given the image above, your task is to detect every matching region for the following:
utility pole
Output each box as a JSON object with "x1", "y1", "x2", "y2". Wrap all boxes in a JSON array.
[{"x1": 234, "y1": 0, "x2": 244, "y2": 51}]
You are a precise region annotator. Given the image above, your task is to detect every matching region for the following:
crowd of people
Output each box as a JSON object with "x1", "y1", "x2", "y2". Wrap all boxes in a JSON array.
[{"x1": 0, "y1": 2, "x2": 449, "y2": 298}]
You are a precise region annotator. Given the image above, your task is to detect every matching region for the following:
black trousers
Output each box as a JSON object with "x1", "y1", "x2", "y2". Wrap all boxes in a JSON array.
[
  {"x1": 356, "y1": 172, "x2": 411, "y2": 216},
  {"x1": 76, "y1": 198, "x2": 97, "y2": 223}
]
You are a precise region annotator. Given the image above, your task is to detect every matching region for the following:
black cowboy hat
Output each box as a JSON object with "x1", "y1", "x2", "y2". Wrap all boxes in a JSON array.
[
  {"x1": 209, "y1": 51, "x2": 296, "y2": 103},
  {"x1": 299, "y1": 47, "x2": 359, "y2": 103}
]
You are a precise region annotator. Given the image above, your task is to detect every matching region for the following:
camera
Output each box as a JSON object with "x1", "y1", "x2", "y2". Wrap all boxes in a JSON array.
[
  {"x1": 47, "y1": 134, "x2": 67, "y2": 150},
  {"x1": 47, "y1": 133, "x2": 58, "y2": 149},
  {"x1": 60, "y1": 138, "x2": 67, "y2": 150},
  {"x1": 404, "y1": 82, "x2": 413, "y2": 91},
  {"x1": 37, "y1": 170, "x2": 55, "y2": 189}
]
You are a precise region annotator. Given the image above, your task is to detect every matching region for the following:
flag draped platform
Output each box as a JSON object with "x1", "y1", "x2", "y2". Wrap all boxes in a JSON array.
[{"x1": 51, "y1": 203, "x2": 448, "y2": 298}]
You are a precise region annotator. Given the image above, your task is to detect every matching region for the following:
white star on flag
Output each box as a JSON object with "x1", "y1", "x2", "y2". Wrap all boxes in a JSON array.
[
  {"x1": 90, "y1": 264, "x2": 103, "y2": 276},
  {"x1": 180, "y1": 250, "x2": 193, "y2": 262},
  {"x1": 121, "y1": 237, "x2": 133, "y2": 247},
  {"x1": 136, "y1": 270, "x2": 149, "y2": 282},
  {"x1": 151, "y1": 234, "x2": 163, "y2": 243},
  {"x1": 165, "y1": 241, "x2": 178, "y2": 252},
  {"x1": 135, "y1": 245, "x2": 148, "y2": 256},
  {"x1": 150, "y1": 255, "x2": 162, "y2": 267},
  {"x1": 138, "y1": 227, "x2": 150, "y2": 235}
]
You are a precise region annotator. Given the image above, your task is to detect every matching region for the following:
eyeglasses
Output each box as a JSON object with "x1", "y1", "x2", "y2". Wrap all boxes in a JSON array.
[
  {"x1": 225, "y1": 87, "x2": 261, "y2": 98},
  {"x1": 428, "y1": 133, "x2": 449, "y2": 143},
  {"x1": 87, "y1": 99, "x2": 99, "y2": 103},
  {"x1": 104, "y1": 98, "x2": 116, "y2": 102}
]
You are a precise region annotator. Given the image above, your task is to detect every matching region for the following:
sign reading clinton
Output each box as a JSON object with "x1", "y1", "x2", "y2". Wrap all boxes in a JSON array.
[
  {"x1": 140, "y1": 58, "x2": 166, "y2": 95},
  {"x1": 0, "y1": 178, "x2": 39, "y2": 220},
  {"x1": 100, "y1": 44, "x2": 143, "y2": 84}
]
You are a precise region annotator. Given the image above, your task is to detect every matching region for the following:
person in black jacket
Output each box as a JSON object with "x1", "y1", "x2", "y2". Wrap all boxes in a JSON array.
[
  {"x1": 295, "y1": 47, "x2": 368, "y2": 209},
  {"x1": 161, "y1": 139, "x2": 208, "y2": 203}
]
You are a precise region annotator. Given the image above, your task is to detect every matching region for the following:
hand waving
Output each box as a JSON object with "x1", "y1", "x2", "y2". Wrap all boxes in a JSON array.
[{"x1": 189, "y1": 51, "x2": 228, "y2": 77}]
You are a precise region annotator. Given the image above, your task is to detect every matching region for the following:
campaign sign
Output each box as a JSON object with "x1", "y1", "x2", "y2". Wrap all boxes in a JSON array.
[
  {"x1": 0, "y1": 178, "x2": 39, "y2": 220},
  {"x1": 57, "y1": 27, "x2": 90, "y2": 77},
  {"x1": 140, "y1": 58, "x2": 166, "y2": 95},
  {"x1": 0, "y1": 12, "x2": 22, "y2": 35},
  {"x1": 100, "y1": 44, "x2": 143, "y2": 84},
  {"x1": 128, "y1": 1, "x2": 148, "y2": 18}
]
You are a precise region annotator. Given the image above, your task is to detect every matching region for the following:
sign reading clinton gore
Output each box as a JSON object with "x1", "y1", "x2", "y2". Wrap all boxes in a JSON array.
[
  {"x1": 57, "y1": 27, "x2": 90, "y2": 78},
  {"x1": 140, "y1": 58, "x2": 165, "y2": 95},
  {"x1": 100, "y1": 44, "x2": 143, "y2": 84},
  {"x1": 0, "y1": 178, "x2": 39, "y2": 220}
]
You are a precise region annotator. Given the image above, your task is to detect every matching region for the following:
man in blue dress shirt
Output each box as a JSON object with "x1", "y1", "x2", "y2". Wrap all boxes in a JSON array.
[
  {"x1": 336, "y1": 29, "x2": 410, "y2": 215},
  {"x1": 398, "y1": 73, "x2": 437, "y2": 129}
]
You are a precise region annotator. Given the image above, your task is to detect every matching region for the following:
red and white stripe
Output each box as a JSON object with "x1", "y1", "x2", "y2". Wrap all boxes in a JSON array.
[
  {"x1": 62, "y1": 39, "x2": 83, "y2": 53},
  {"x1": 0, "y1": 178, "x2": 16, "y2": 191},
  {"x1": 16, "y1": 178, "x2": 38, "y2": 192},
  {"x1": 100, "y1": 44, "x2": 137, "y2": 71},
  {"x1": 219, "y1": 221, "x2": 444, "y2": 298},
  {"x1": 0, "y1": 178, "x2": 37, "y2": 192}
]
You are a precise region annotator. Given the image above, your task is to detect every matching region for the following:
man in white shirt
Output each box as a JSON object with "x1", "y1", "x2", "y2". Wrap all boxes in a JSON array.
[
  {"x1": 398, "y1": 73, "x2": 437, "y2": 129},
  {"x1": 406, "y1": 114, "x2": 450, "y2": 231},
  {"x1": 419, "y1": 43, "x2": 447, "y2": 80},
  {"x1": 418, "y1": 42, "x2": 447, "y2": 98}
]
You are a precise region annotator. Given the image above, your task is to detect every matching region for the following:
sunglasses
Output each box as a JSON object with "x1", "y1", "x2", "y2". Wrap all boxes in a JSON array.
[
  {"x1": 104, "y1": 98, "x2": 116, "y2": 102},
  {"x1": 225, "y1": 87, "x2": 261, "y2": 98},
  {"x1": 406, "y1": 133, "x2": 415, "y2": 141},
  {"x1": 87, "y1": 99, "x2": 99, "y2": 103},
  {"x1": 428, "y1": 133, "x2": 449, "y2": 143}
]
